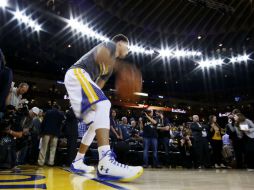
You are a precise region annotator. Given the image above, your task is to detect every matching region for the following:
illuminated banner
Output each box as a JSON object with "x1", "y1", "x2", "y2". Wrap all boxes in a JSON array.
[
  {"x1": 219, "y1": 112, "x2": 231, "y2": 117},
  {"x1": 171, "y1": 108, "x2": 187, "y2": 114}
]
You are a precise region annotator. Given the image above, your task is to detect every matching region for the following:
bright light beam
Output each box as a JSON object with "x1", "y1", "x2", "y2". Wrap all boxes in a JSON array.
[
  {"x1": 13, "y1": 10, "x2": 42, "y2": 31},
  {"x1": 0, "y1": 0, "x2": 8, "y2": 8},
  {"x1": 129, "y1": 45, "x2": 154, "y2": 55},
  {"x1": 158, "y1": 49, "x2": 202, "y2": 58},
  {"x1": 229, "y1": 54, "x2": 250, "y2": 63},
  {"x1": 198, "y1": 58, "x2": 224, "y2": 68},
  {"x1": 67, "y1": 19, "x2": 109, "y2": 41}
]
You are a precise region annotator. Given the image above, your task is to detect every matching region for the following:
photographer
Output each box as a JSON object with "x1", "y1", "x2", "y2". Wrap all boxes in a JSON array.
[
  {"x1": 234, "y1": 113, "x2": 254, "y2": 171},
  {"x1": 226, "y1": 115, "x2": 244, "y2": 168},
  {"x1": 142, "y1": 109, "x2": 160, "y2": 168},
  {"x1": 156, "y1": 110, "x2": 170, "y2": 167},
  {"x1": 6, "y1": 82, "x2": 29, "y2": 109},
  {"x1": 0, "y1": 105, "x2": 23, "y2": 168},
  {"x1": 16, "y1": 107, "x2": 40, "y2": 165},
  {"x1": 179, "y1": 131, "x2": 193, "y2": 168}
]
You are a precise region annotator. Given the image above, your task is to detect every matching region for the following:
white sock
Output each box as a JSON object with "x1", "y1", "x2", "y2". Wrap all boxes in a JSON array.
[
  {"x1": 98, "y1": 145, "x2": 110, "y2": 160},
  {"x1": 74, "y1": 152, "x2": 85, "y2": 162}
]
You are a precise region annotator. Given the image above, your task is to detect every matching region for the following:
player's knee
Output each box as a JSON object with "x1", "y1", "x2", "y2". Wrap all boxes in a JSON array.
[
  {"x1": 93, "y1": 100, "x2": 111, "y2": 130},
  {"x1": 82, "y1": 110, "x2": 96, "y2": 124},
  {"x1": 97, "y1": 100, "x2": 111, "y2": 112}
]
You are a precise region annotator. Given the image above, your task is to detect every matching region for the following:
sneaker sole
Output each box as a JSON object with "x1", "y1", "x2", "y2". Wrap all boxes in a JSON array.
[
  {"x1": 70, "y1": 164, "x2": 94, "y2": 174},
  {"x1": 97, "y1": 167, "x2": 144, "y2": 182},
  {"x1": 120, "y1": 167, "x2": 144, "y2": 182}
]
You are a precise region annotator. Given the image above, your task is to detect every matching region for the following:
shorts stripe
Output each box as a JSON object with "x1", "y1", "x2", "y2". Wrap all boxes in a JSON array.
[{"x1": 74, "y1": 68, "x2": 99, "y2": 103}]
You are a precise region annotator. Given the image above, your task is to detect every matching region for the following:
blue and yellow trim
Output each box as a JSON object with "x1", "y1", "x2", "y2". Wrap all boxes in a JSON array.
[{"x1": 73, "y1": 68, "x2": 108, "y2": 114}]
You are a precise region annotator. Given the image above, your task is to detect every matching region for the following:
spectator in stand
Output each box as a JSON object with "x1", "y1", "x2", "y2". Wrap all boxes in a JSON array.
[
  {"x1": 129, "y1": 120, "x2": 142, "y2": 141},
  {"x1": 226, "y1": 110, "x2": 245, "y2": 168},
  {"x1": 156, "y1": 110, "x2": 171, "y2": 167},
  {"x1": 179, "y1": 130, "x2": 193, "y2": 168},
  {"x1": 110, "y1": 109, "x2": 122, "y2": 141},
  {"x1": 6, "y1": 82, "x2": 29, "y2": 109},
  {"x1": 142, "y1": 109, "x2": 160, "y2": 168},
  {"x1": 119, "y1": 116, "x2": 130, "y2": 141},
  {"x1": 0, "y1": 105, "x2": 23, "y2": 168},
  {"x1": 222, "y1": 132, "x2": 233, "y2": 166},
  {"x1": 208, "y1": 115, "x2": 226, "y2": 168},
  {"x1": 137, "y1": 117, "x2": 144, "y2": 133},
  {"x1": 38, "y1": 104, "x2": 64, "y2": 166},
  {"x1": 191, "y1": 115, "x2": 210, "y2": 169},
  {"x1": 234, "y1": 113, "x2": 254, "y2": 171},
  {"x1": 16, "y1": 107, "x2": 40, "y2": 165},
  {"x1": 28, "y1": 108, "x2": 42, "y2": 164}
]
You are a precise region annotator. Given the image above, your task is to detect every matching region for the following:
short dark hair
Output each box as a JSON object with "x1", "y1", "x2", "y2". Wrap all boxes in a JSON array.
[
  {"x1": 111, "y1": 34, "x2": 129, "y2": 44},
  {"x1": 232, "y1": 109, "x2": 241, "y2": 115}
]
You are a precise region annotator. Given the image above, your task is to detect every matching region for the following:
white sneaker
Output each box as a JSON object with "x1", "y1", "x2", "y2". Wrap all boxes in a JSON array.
[
  {"x1": 97, "y1": 150, "x2": 144, "y2": 182},
  {"x1": 70, "y1": 158, "x2": 95, "y2": 173},
  {"x1": 220, "y1": 163, "x2": 226, "y2": 168},
  {"x1": 215, "y1": 164, "x2": 221, "y2": 169}
]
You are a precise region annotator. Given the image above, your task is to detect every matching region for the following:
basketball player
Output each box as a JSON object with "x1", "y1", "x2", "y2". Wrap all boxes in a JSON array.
[{"x1": 64, "y1": 34, "x2": 143, "y2": 181}]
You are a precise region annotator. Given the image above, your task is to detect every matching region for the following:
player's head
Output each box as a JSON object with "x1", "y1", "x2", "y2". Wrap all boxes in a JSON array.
[{"x1": 112, "y1": 34, "x2": 129, "y2": 58}]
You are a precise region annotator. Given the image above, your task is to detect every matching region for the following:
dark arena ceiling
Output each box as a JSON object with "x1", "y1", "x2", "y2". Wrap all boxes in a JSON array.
[{"x1": 1, "y1": 0, "x2": 254, "y2": 105}]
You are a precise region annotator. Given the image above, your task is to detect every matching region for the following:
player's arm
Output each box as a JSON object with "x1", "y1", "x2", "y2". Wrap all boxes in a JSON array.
[
  {"x1": 144, "y1": 113, "x2": 157, "y2": 125},
  {"x1": 95, "y1": 46, "x2": 114, "y2": 89},
  {"x1": 95, "y1": 46, "x2": 114, "y2": 69},
  {"x1": 96, "y1": 78, "x2": 106, "y2": 89}
]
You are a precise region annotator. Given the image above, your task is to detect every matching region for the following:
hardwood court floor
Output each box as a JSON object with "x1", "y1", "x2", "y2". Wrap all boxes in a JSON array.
[{"x1": 0, "y1": 165, "x2": 254, "y2": 190}]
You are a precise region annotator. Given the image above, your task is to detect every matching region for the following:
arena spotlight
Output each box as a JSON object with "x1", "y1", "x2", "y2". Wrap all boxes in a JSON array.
[
  {"x1": 67, "y1": 19, "x2": 109, "y2": 41},
  {"x1": 158, "y1": 49, "x2": 174, "y2": 57},
  {"x1": 173, "y1": 50, "x2": 202, "y2": 57},
  {"x1": 229, "y1": 54, "x2": 250, "y2": 63},
  {"x1": 0, "y1": 0, "x2": 8, "y2": 8},
  {"x1": 13, "y1": 10, "x2": 41, "y2": 31},
  {"x1": 129, "y1": 45, "x2": 154, "y2": 55},
  {"x1": 158, "y1": 49, "x2": 202, "y2": 58},
  {"x1": 198, "y1": 58, "x2": 224, "y2": 68}
]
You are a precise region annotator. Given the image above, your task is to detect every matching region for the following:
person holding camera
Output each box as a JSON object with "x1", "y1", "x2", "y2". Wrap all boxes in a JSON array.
[
  {"x1": 6, "y1": 82, "x2": 29, "y2": 109},
  {"x1": 156, "y1": 110, "x2": 170, "y2": 167},
  {"x1": 179, "y1": 131, "x2": 193, "y2": 168},
  {"x1": 16, "y1": 107, "x2": 40, "y2": 165},
  {"x1": 0, "y1": 105, "x2": 23, "y2": 168},
  {"x1": 226, "y1": 114, "x2": 244, "y2": 168},
  {"x1": 234, "y1": 113, "x2": 254, "y2": 171},
  {"x1": 142, "y1": 109, "x2": 160, "y2": 168}
]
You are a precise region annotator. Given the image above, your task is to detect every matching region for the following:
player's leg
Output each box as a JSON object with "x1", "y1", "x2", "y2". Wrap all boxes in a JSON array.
[
  {"x1": 64, "y1": 69, "x2": 95, "y2": 173},
  {"x1": 91, "y1": 100, "x2": 143, "y2": 182}
]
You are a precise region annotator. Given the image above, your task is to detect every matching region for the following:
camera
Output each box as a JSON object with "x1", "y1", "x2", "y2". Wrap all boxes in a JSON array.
[{"x1": 141, "y1": 109, "x2": 152, "y2": 117}]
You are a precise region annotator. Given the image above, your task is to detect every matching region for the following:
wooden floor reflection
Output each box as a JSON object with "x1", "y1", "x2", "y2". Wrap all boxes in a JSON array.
[{"x1": 0, "y1": 166, "x2": 254, "y2": 190}]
